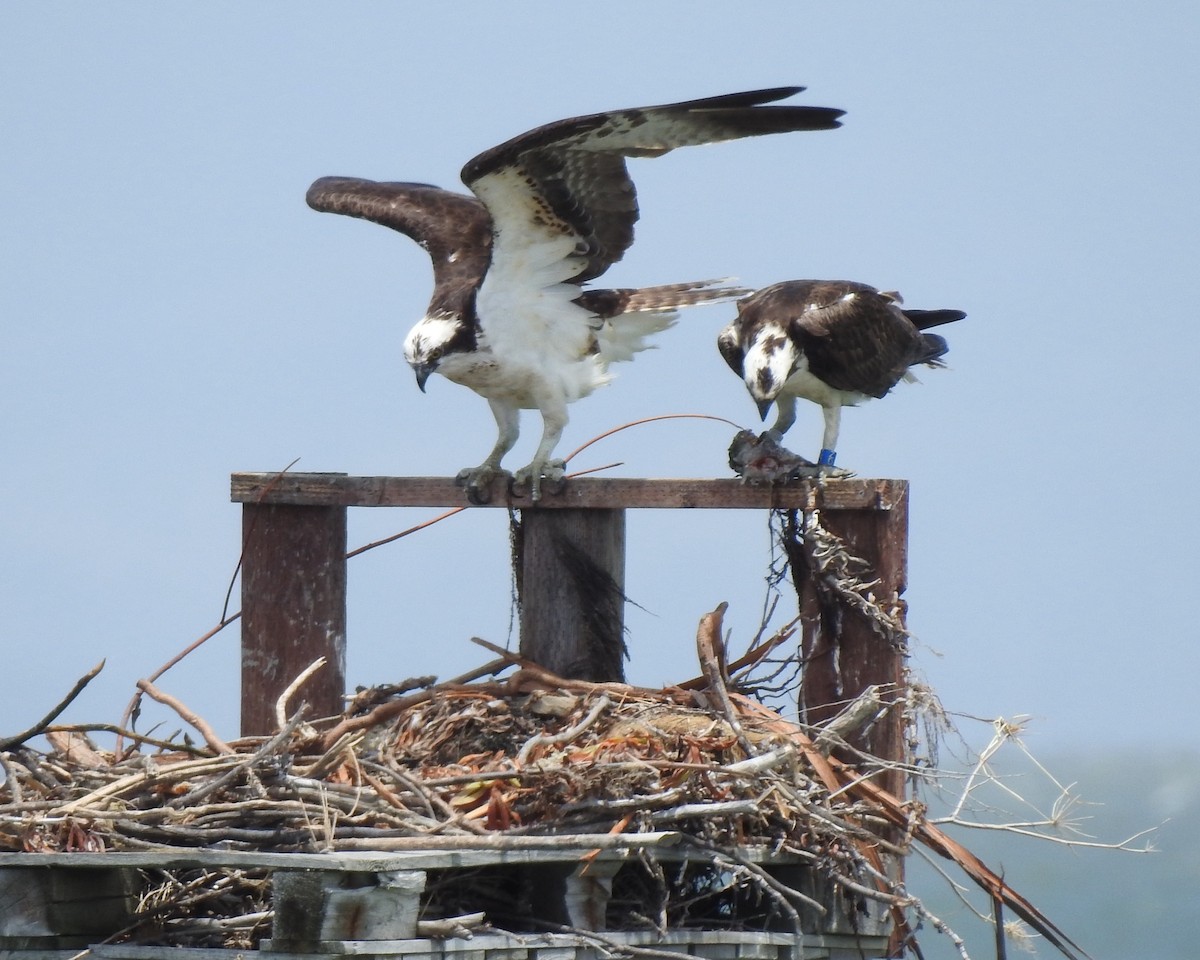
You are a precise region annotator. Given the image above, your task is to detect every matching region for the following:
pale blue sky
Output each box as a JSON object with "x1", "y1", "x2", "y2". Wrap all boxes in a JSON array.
[{"x1": 3, "y1": 4, "x2": 1197, "y2": 768}]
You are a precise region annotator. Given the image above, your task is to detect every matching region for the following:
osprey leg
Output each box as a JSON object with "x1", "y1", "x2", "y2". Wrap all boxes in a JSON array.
[
  {"x1": 513, "y1": 400, "x2": 568, "y2": 502},
  {"x1": 819, "y1": 404, "x2": 842, "y2": 469},
  {"x1": 766, "y1": 395, "x2": 798, "y2": 440},
  {"x1": 456, "y1": 400, "x2": 519, "y2": 504}
]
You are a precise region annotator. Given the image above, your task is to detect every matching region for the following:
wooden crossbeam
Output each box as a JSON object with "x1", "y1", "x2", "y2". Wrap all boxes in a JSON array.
[
  {"x1": 231, "y1": 472, "x2": 905, "y2": 511},
  {"x1": 233, "y1": 473, "x2": 908, "y2": 749}
]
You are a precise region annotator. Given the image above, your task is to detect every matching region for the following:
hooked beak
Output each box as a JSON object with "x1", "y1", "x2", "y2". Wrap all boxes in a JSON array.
[
  {"x1": 756, "y1": 398, "x2": 774, "y2": 421},
  {"x1": 412, "y1": 360, "x2": 438, "y2": 393}
]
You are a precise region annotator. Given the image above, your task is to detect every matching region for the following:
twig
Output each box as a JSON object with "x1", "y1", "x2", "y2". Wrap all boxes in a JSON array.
[
  {"x1": 0, "y1": 660, "x2": 105, "y2": 751},
  {"x1": 347, "y1": 506, "x2": 467, "y2": 559},
  {"x1": 171, "y1": 712, "x2": 307, "y2": 808},
  {"x1": 517, "y1": 695, "x2": 611, "y2": 765},
  {"x1": 118, "y1": 616, "x2": 240, "y2": 753},
  {"x1": 417, "y1": 912, "x2": 488, "y2": 939},
  {"x1": 332, "y1": 831, "x2": 683, "y2": 852},
  {"x1": 561, "y1": 413, "x2": 743, "y2": 464},
  {"x1": 275, "y1": 658, "x2": 326, "y2": 732},
  {"x1": 45, "y1": 724, "x2": 210, "y2": 756},
  {"x1": 694, "y1": 604, "x2": 756, "y2": 757},
  {"x1": 135, "y1": 680, "x2": 233, "y2": 755}
]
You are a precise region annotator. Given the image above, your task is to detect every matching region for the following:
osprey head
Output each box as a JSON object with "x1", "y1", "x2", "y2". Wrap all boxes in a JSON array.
[
  {"x1": 742, "y1": 327, "x2": 799, "y2": 419},
  {"x1": 403, "y1": 314, "x2": 472, "y2": 392}
]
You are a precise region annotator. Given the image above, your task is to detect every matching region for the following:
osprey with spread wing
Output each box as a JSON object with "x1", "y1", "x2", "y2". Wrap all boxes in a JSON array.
[{"x1": 308, "y1": 87, "x2": 843, "y2": 501}]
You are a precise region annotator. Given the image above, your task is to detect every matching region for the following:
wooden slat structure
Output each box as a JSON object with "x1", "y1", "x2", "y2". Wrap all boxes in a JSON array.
[
  {"x1": 231, "y1": 473, "x2": 909, "y2": 771},
  {"x1": 0, "y1": 844, "x2": 890, "y2": 958}
]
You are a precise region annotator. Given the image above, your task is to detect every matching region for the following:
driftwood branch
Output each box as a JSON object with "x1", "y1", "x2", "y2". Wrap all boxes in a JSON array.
[
  {"x1": 274, "y1": 657, "x2": 326, "y2": 732},
  {"x1": 135, "y1": 680, "x2": 233, "y2": 755},
  {"x1": 0, "y1": 659, "x2": 105, "y2": 751}
]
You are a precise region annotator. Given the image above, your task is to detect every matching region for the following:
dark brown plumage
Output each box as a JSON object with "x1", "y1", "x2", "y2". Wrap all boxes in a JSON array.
[
  {"x1": 718, "y1": 280, "x2": 964, "y2": 470},
  {"x1": 462, "y1": 87, "x2": 845, "y2": 284},
  {"x1": 307, "y1": 88, "x2": 845, "y2": 500}
]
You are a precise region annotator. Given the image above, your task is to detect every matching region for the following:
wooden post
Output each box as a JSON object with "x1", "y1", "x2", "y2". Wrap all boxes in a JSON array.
[
  {"x1": 797, "y1": 482, "x2": 909, "y2": 800},
  {"x1": 231, "y1": 474, "x2": 907, "y2": 743},
  {"x1": 240, "y1": 499, "x2": 347, "y2": 736},
  {"x1": 517, "y1": 508, "x2": 626, "y2": 682}
]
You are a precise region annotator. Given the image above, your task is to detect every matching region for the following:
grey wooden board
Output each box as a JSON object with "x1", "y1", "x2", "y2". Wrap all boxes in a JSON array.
[
  {"x1": 0, "y1": 841, "x2": 810, "y2": 872},
  {"x1": 80, "y1": 930, "x2": 891, "y2": 960}
]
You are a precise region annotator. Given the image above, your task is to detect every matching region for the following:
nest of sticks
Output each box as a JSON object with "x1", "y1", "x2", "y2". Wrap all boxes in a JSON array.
[{"x1": 0, "y1": 600, "x2": 1089, "y2": 959}]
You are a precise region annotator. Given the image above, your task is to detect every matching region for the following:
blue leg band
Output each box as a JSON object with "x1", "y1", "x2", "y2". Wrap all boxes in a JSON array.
[{"x1": 818, "y1": 448, "x2": 837, "y2": 467}]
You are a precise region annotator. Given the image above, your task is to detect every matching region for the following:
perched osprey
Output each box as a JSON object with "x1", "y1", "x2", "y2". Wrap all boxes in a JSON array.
[
  {"x1": 308, "y1": 87, "x2": 844, "y2": 501},
  {"x1": 717, "y1": 280, "x2": 965, "y2": 472}
]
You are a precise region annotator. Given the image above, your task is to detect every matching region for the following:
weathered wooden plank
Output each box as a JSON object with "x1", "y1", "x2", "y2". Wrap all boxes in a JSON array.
[
  {"x1": 240, "y1": 501, "x2": 347, "y2": 736},
  {"x1": 797, "y1": 485, "x2": 909, "y2": 799},
  {"x1": 0, "y1": 866, "x2": 135, "y2": 937},
  {"x1": 518, "y1": 509, "x2": 626, "y2": 682},
  {"x1": 272, "y1": 869, "x2": 425, "y2": 946},
  {"x1": 0, "y1": 837, "x2": 821, "y2": 872},
  {"x1": 91, "y1": 929, "x2": 890, "y2": 960},
  {"x1": 231, "y1": 473, "x2": 904, "y2": 512}
]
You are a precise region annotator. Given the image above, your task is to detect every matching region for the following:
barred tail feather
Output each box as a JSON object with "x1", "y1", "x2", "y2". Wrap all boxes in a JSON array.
[{"x1": 579, "y1": 278, "x2": 751, "y2": 320}]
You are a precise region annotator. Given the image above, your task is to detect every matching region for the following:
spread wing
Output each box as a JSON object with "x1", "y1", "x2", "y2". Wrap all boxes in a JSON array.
[
  {"x1": 463, "y1": 87, "x2": 844, "y2": 359},
  {"x1": 462, "y1": 86, "x2": 845, "y2": 286},
  {"x1": 306, "y1": 177, "x2": 493, "y2": 319}
]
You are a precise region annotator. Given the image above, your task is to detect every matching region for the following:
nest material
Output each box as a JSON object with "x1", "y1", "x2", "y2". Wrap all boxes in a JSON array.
[
  {"x1": 0, "y1": 510, "x2": 1093, "y2": 960},
  {"x1": 0, "y1": 655, "x2": 1088, "y2": 959}
]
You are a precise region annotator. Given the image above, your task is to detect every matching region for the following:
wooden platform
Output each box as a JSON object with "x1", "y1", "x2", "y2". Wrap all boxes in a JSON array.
[
  {"x1": 230, "y1": 473, "x2": 906, "y2": 511},
  {"x1": 0, "y1": 843, "x2": 890, "y2": 960}
]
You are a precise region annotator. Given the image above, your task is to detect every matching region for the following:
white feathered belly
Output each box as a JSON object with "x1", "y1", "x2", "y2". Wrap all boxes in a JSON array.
[
  {"x1": 438, "y1": 348, "x2": 611, "y2": 409},
  {"x1": 781, "y1": 364, "x2": 868, "y2": 408}
]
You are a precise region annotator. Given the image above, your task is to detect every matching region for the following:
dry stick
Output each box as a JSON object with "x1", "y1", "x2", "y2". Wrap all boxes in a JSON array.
[
  {"x1": 319, "y1": 690, "x2": 436, "y2": 751},
  {"x1": 674, "y1": 618, "x2": 799, "y2": 692},
  {"x1": 274, "y1": 657, "x2": 326, "y2": 732},
  {"x1": 0, "y1": 660, "x2": 105, "y2": 752},
  {"x1": 469, "y1": 637, "x2": 672, "y2": 701},
  {"x1": 0, "y1": 754, "x2": 21, "y2": 805},
  {"x1": 117, "y1": 616, "x2": 240, "y2": 754},
  {"x1": 416, "y1": 912, "x2": 487, "y2": 939},
  {"x1": 693, "y1": 603, "x2": 757, "y2": 757},
  {"x1": 45, "y1": 724, "x2": 209, "y2": 756},
  {"x1": 376, "y1": 763, "x2": 488, "y2": 835},
  {"x1": 560, "y1": 412, "x2": 743, "y2": 464},
  {"x1": 54, "y1": 754, "x2": 243, "y2": 816},
  {"x1": 333, "y1": 831, "x2": 683, "y2": 852},
  {"x1": 113, "y1": 421, "x2": 664, "y2": 756},
  {"x1": 683, "y1": 836, "x2": 819, "y2": 932},
  {"x1": 170, "y1": 713, "x2": 308, "y2": 808},
  {"x1": 347, "y1": 506, "x2": 467, "y2": 559},
  {"x1": 516, "y1": 695, "x2": 611, "y2": 765},
  {"x1": 135, "y1": 680, "x2": 233, "y2": 756},
  {"x1": 731, "y1": 693, "x2": 1091, "y2": 960}
]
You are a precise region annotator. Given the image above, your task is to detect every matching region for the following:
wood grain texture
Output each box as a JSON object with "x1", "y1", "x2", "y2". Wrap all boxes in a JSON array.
[
  {"x1": 517, "y1": 508, "x2": 626, "y2": 682},
  {"x1": 231, "y1": 473, "x2": 906, "y2": 512},
  {"x1": 240, "y1": 503, "x2": 347, "y2": 736},
  {"x1": 796, "y1": 485, "x2": 909, "y2": 813}
]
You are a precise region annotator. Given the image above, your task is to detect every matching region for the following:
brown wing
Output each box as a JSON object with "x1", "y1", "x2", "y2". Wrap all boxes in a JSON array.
[
  {"x1": 462, "y1": 87, "x2": 844, "y2": 285},
  {"x1": 791, "y1": 282, "x2": 947, "y2": 397},
  {"x1": 306, "y1": 177, "x2": 493, "y2": 317}
]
